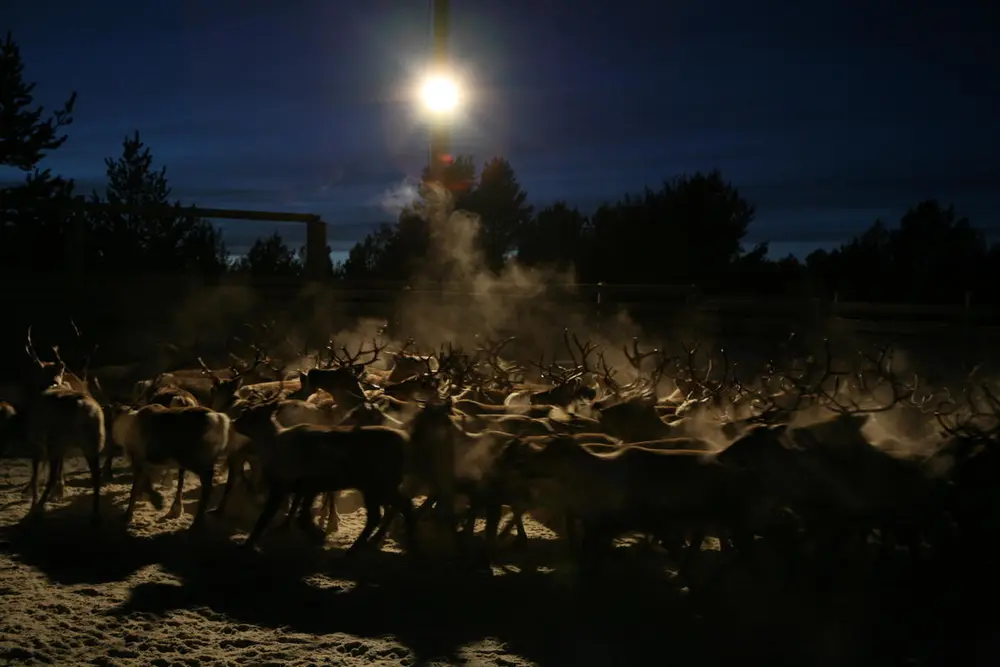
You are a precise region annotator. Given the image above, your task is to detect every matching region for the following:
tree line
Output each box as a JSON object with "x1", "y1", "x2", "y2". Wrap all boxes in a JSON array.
[{"x1": 2, "y1": 32, "x2": 995, "y2": 305}]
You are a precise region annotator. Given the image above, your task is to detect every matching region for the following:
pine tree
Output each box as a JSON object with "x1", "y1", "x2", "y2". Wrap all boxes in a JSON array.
[
  {"x1": 89, "y1": 131, "x2": 227, "y2": 275},
  {"x1": 0, "y1": 32, "x2": 81, "y2": 273}
]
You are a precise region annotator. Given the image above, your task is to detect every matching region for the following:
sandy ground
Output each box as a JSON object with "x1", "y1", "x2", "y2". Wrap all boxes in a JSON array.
[{"x1": 0, "y1": 457, "x2": 994, "y2": 666}]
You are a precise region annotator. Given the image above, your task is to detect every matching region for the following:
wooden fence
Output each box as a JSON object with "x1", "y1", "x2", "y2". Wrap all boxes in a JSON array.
[{"x1": 1, "y1": 276, "x2": 995, "y2": 376}]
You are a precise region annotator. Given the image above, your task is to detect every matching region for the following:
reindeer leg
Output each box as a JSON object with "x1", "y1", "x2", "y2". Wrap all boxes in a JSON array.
[
  {"x1": 395, "y1": 492, "x2": 419, "y2": 557},
  {"x1": 497, "y1": 514, "x2": 515, "y2": 540},
  {"x1": 296, "y1": 492, "x2": 327, "y2": 545},
  {"x1": 26, "y1": 456, "x2": 40, "y2": 507},
  {"x1": 463, "y1": 498, "x2": 480, "y2": 544},
  {"x1": 244, "y1": 488, "x2": 287, "y2": 550},
  {"x1": 323, "y1": 491, "x2": 341, "y2": 535},
  {"x1": 50, "y1": 458, "x2": 66, "y2": 501},
  {"x1": 101, "y1": 446, "x2": 116, "y2": 482},
  {"x1": 346, "y1": 493, "x2": 381, "y2": 556},
  {"x1": 166, "y1": 467, "x2": 186, "y2": 518},
  {"x1": 371, "y1": 494, "x2": 408, "y2": 547},
  {"x1": 279, "y1": 495, "x2": 301, "y2": 531},
  {"x1": 34, "y1": 456, "x2": 62, "y2": 515},
  {"x1": 210, "y1": 455, "x2": 239, "y2": 516},
  {"x1": 142, "y1": 467, "x2": 165, "y2": 511},
  {"x1": 87, "y1": 454, "x2": 102, "y2": 526},
  {"x1": 414, "y1": 494, "x2": 437, "y2": 519},
  {"x1": 511, "y1": 506, "x2": 529, "y2": 549},
  {"x1": 678, "y1": 529, "x2": 707, "y2": 575},
  {"x1": 190, "y1": 469, "x2": 213, "y2": 530},
  {"x1": 482, "y1": 501, "x2": 503, "y2": 566},
  {"x1": 123, "y1": 467, "x2": 145, "y2": 527},
  {"x1": 370, "y1": 489, "x2": 416, "y2": 553}
]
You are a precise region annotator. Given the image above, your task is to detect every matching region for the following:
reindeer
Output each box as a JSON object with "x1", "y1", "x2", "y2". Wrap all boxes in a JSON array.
[
  {"x1": 109, "y1": 403, "x2": 232, "y2": 528},
  {"x1": 406, "y1": 398, "x2": 533, "y2": 559},
  {"x1": 299, "y1": 337, "x2": 387, "y2": 411},
  {"x1": 232, "y1": 400, "x2": 417, "y2": 555},
  {"x1": 133, "y1": 339, "x2": 271, "y2": 408},
  {"x1": 144, "y1": 375, "x2": 200, "y2": 409},
  {"x1": 517, "y1": 428, "x2": 778, "y2": 571},
  {"x1": 381, "y1": 373, "x2": 441, "y2": 402},
  {"x1": 387, "y1": 339, "x2": 437, "y2": 383},
  {"x1": 523, "y1": 330, "x2": 600, "y2": 409},
  {"x1": 593, "y1": 340, "x2": 691, "y2": 442},
  {"x1": 21, "y1": 327, "x2": 105, "y2": 524}
]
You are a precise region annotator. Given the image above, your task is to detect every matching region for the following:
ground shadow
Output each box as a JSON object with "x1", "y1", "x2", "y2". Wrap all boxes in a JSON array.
[
  {"x1": 100, "y1": 529, "x2": 993, "y2": 667},
  {"x1": 0, "y1": 493, "x2": 253, "y2": 586},
  {"x1": 4, "y1": 469, "x2": 1000, "y2": 665}
]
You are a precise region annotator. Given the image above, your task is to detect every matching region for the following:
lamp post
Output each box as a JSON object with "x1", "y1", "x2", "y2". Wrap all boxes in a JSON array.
[{"x1": 427, "y1": 0, "x2": 451, "y2": 185}]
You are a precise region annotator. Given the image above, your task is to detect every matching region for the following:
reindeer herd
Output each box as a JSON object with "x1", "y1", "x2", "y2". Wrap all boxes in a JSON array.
[{"x1": 2, "y1": 323, "x2": 1000, "y2": 581}]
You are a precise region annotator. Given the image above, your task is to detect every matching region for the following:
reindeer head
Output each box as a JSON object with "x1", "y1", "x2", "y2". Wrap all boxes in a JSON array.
[
  {"x1": 307, "y1": 337, "x2": 387, "y2": 404},
  {"x1": 24, "y1": 326, "x2": 66, "y2": 391},
  {"x1": 409, "y1": 396, "x2": 455, "y2": 433},
  {"x1": 389, "y1": 350, "x2": 435, "y2": 382}
]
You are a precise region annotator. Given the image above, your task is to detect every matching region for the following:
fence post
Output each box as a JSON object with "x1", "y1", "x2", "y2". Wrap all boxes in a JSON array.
[
  {"x1": 963, "y1": 290, "x2": 973, "y2": 372},
  {"x1": 304, "y1": 218, "x2": 328, "y2": 281}
]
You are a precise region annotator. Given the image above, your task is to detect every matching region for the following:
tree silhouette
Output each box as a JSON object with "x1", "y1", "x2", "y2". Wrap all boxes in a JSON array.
[
  {"x1": 516, "y1": 201, "x2": 589, "y2": 273},
  {"x1": 0, "y1": 32, "x2": 81, "y2": 274},
  {"x1": 88, "y1": 131, "x2": 228, "y2": 276},
  {"x1": 805, "y1": 201, "x2": 987, "y2": 302},
  {"x1": 342, "y1": 155, "x2": 530, "y2": 282},
  {"x1": 233, "y1": 231, "x2": 303, "y2": 278},
  {"x1": 584, "y1": 170, "x2": 754, "y2": 285},
  {"x1": 891, "y1": 200, "x2": 985, "y2": 301},
  {"x1": 463, "y1": 157, "x2": 533, "y2": 273},
  {"x1": 0, "y1": 32, "x2": 76, "y2": 170},
  {"x1": 2, "y1": 32, "x2": 992, "y2": 309},
  {"x1": 341, "y1": 213, "x2": 433, "y2": 283}
]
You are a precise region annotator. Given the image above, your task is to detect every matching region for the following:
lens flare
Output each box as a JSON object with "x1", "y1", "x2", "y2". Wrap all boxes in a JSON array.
[{"x1": 419, "y1": 74, "x2": 460, "y2": 114}]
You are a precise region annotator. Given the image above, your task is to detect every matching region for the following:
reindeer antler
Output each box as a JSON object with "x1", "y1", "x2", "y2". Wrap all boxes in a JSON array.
[
  {"x1": 563, "y1": 329, "x2": 597, "y2": 376},
  {"x1": 332, "y1": 338, "x2": 387, "y2": 369}
]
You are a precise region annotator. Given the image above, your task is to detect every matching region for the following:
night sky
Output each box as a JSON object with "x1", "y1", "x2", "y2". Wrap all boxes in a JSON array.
[{"x1": 5, "y1": 0, "x2": 998, "y2": 261}]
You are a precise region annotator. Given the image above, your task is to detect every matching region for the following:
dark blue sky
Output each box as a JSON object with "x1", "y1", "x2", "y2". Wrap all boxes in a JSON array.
[{"x1": 6, "y1": 0, "x2": 998, "y2": 259}]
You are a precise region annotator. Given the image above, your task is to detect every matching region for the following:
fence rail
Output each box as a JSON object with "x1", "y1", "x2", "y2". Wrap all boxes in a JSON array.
[
  {"x1": 1, "y1": 276, "x2": 990, "y2": 319},
  {"x1": 1, "y1": 275, "x2": 996, "y2": 378}
]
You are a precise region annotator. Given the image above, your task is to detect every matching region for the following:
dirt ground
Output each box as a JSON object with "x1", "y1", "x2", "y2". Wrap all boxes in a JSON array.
[{"x1": 0, "y1": 456, "x2": 996, "y2": 666}]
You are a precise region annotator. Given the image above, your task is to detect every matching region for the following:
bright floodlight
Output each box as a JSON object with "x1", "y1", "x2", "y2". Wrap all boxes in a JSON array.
[{"x1": 419, "y1": 74, "x2": 460, "y2": 114}]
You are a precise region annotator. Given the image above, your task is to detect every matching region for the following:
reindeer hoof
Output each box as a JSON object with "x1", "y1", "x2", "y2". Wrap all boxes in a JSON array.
[
  {"x1": 465, "y1": 549, "x2": 492, "y2": 572},
  {"x1": 305, "y1": 526, "x2": 328, "y2": 547},
  {"x1": 20, "y1": 484, "x2": 33, "y2": 498},
  {"x1": 165, "y1": 504, "x2": 183, "y2": 519},
  {"x1": 147, "y1": 491, "x2": 165, "y2": 511},
  {"x1": 344, "y1": 542, "x2": 371, "y2": 559}
]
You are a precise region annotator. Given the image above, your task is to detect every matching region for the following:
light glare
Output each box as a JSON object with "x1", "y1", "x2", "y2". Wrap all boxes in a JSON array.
[{"x1": 419, "y1": 74, "x2": 460, "y2": 114}]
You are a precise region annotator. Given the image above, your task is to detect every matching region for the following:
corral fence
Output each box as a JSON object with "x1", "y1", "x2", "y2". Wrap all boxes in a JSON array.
[{"x1": 1, "y1": 275, "x2": 997, "y2": 382}]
